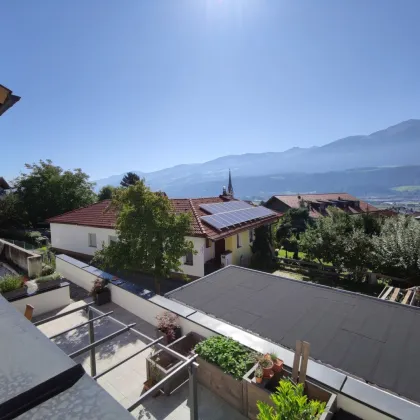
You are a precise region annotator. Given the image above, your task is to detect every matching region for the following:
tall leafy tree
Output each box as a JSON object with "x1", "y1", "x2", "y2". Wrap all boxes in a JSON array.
[
  {"x1": 251, "y1": 225, "x2": 276, "y2": 270},
  {"x1": 14, "y1": 160, "x2": 96, "y2": 226},
  {"x1": 276, "y1": 206, "x2": 311, "y2": 258},
  {"x1": 0, "y1": 193, "x2": 24, "y2": 228},
  {"x1": 120, "y1": 172, "x2": 140, "y2": 188},
  {"x1": 98, "y1": 185, "x2": 117, "y2": 201},
  {"x1": 372, "y1": 215, "x2": 420, "y2": 283},
  {"x1": 92, "y1": 180, "x2": 195, "y2": 294},
  {"x1": 300, "y1": 208, "x2": 374, "y2": 278}
]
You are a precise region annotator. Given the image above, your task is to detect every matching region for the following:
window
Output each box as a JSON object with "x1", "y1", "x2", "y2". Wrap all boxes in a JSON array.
[
  {"x1": 249, "y1": 229, "x2": 254, "y2": 243},
  {"x1": 236, "y1": 234, "x2": 242, "y2": 248},
  {"x1": 109, "y1": 235, "x2": 118, "y2": 244},
  {"x1": 206, "y1": 238, "x2": 211, "y2": 248},
  {"x1": 88, "y1": 233, "x2": 97, "y2": 248},
  {"x1": 185, "y1": 251, "x2": 193, "y2": 266}
]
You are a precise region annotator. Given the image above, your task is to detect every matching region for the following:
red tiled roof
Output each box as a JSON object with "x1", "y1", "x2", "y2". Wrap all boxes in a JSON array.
[
  {"x1": 48, "y1": 196, "x2": 281, "y2": 239},
  {"x1": 271, "y1": 192, "x2": 378, "y2": 218},
  {"x1": 47, "y1": 200, "x2": 117, "y2": 229}
]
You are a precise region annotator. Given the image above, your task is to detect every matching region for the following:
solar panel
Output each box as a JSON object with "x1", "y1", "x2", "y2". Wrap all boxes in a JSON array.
[
  {"x1": 201, "y1": 206, "x2": 276, "y2": 231},
  {"x1": 200, "y1": 200, "x2": 253, "y2": 214}
]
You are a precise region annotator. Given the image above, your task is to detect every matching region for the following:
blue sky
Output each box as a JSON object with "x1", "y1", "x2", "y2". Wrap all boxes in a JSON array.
[{"x1": 2, "y1": 0, "x2": 420, "y2": 181}]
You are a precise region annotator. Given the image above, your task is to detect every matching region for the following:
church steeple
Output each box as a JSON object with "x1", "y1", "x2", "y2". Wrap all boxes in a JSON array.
[{"x1": 227, "y1": 169, "x2": 234, "y2": 197}]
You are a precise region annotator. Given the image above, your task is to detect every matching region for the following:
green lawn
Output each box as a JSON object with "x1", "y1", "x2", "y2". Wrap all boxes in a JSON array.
[{"x1": 276, "y1": 248, "x2": 332, "y2": 266}]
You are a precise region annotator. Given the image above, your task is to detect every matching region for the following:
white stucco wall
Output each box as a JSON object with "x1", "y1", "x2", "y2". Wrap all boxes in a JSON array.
[
  {"x1": 51, "y1": 223, "x2": 117, "y2": 256},
  {"x1": 179, "y1": 236, "x2": 206, "y2": 278},
  {"x1": 11, "y1": 285, "x2": 71, "y2": 317},
  {"x1": 204, "y1": 240, "x2": 215, "y2": 262},
  {"x1": 52, "y1": 224, "x2": 207, "y2": 278}
]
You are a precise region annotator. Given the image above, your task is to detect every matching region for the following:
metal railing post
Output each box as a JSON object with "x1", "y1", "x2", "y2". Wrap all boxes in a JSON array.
[
  {"x1": 88, "y1": 308, "x2": 96, "y2": 377},
  {"x1": 189, "y1": 363, "x2": 198, "y2": 420}
]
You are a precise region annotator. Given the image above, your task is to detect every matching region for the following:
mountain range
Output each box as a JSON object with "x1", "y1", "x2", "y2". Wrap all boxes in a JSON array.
[{"x1": 95, "y1": 119, "x2": 420, "y2": 199}]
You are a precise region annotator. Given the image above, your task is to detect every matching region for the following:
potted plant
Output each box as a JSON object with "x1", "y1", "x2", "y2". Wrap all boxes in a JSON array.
[
  {"x1": 156, "y1": 311, "x2": 181, "y2": 344},
  {"x1": 256, "y1": 354, "x2": 274, "y2": 378},
  {"x1": 35, "y1": 272, "x2": 62, "y2": 291},
  {"x1": 90, "y1": 278, "x2": 111, "y2": 305},
  {"x1": 256, "y1": 378, "x2": 326, "y2": 420},
  {"x1": 0, "y1": 274, "x2": 27, "y2": 300},
  {"x1": 255, "y1": 366, "x2": 263, "y2": 384},
  {"x1": 270, "y1": 352, "x2": 284, "y2": 373}
]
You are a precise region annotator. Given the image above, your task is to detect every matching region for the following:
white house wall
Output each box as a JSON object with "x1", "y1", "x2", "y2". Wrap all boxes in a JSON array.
[
  {"x1": 50, "y1": 223, "x2": 117, "y2": 256},
  {"x1": 179, "y1": 236, "x2": 206, "y2": 278}
]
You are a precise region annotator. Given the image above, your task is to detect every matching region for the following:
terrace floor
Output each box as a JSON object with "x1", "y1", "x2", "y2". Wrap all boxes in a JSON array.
[{"x1": 34, "y1": 291, "x2": 246, "y2": 420}]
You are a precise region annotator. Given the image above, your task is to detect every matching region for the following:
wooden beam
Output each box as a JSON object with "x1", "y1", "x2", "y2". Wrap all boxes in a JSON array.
[
  {"x1": 401, "y1": 290, "x2": 412, "y2": 305},
  {"x1": 381, "y1": 286, "x2": 393, "y2": 300},
  {"x1": 24, "y1": 305, "x2": 34, "y2": 321},
  {"x1": 390, "y1": 288, "x2": 400, "y2": 302},
  {"x1": 299, "y1": 341, "x2": 310, "y2": 385},
  {"x1": 292, "y1": 340, "x2": 302, "y2": 383}
]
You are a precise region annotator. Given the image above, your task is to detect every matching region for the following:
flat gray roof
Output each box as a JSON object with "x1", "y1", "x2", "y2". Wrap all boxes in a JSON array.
[
  {"x1": 167, "y1": 265, "x2": 420, "y2": 404},
  {"x1": 0, "y1": 295, "x2": 132, "y2": 418}
]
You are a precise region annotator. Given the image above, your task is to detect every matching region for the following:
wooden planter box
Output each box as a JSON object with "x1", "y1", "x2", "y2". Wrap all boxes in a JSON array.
[
  {"x1": 147, "y1": 332, "x2": 204, "y2": 396},
  {"x1": 196, "y1": 356, "x2": 247, "y2": 414},
  {"x1": 244, "y1": 364, "x2": 337, "y2": 420},
  {"x1": 2, "y1": 286, "x2": 27, "y2": 301},
  {"x1": 36, "y1": 278, "x2": 62, "y2": 291}
]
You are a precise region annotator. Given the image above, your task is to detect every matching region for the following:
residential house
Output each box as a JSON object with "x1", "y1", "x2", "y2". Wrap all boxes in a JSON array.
[
  {"x1": 0, "y1": 83, "x2": 20, "y2": 116},
  {"x1": 48, "y1": 188, "x2": 280, "y2": 278},
  {"x1": 264, "y1": 192, "x2": 378, "y2": 218},
  {"x1": 0, "y1": 177, "x2": 10, "y2": 197}
]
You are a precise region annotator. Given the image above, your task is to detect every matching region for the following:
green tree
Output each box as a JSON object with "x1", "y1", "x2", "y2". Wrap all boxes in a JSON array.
[
  {"x1": 251, "y1": 225, "x2": 275, "y2": 270},
  {"x1": 300, "y1": 208, "x2": 374, "y2": 278},
  {"x1": 0, "y1": 193, "x2": 24, "y2": 228},
  {"x1": 92, "y1": 180, "x2": 195, "y2": 294},
  {"x1": 14, "y1": 160, "x2": 96, "y2": 226},
  {"x1": 276, "y1": 207, "x2": 311, "y2": 258},
  {"x1": 372, "y1": 215, "x2": 420, "y2": 284},
  {"x1": 120, "y1": 172, "x2": 140, "y2": 188},
  {"x1": 98, "y1": 185, "x2": 117, "y2": 201}
]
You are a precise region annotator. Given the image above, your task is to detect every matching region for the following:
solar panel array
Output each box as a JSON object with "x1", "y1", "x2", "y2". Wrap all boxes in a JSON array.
[
  {"x1": 199, "y1": 200, "x2": 252, "y2": 214},
  {"x1": 201, "y1": 206, "x2": 276, "y2": 231}
]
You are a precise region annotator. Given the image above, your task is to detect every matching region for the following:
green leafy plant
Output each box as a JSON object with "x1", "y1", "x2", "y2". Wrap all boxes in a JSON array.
[
  {"x1": 255, "y1": 366, "x2": 263, "y2": 379},
  {"x1": 270, "y1": 353, "x2": 278, "y2": 362},
  {"x1": 41, "y1": 264, "x2": 55, "y2": 276},
  {"x1": 255, "y1": 354, "x2": 273, "y2": 369},
  {"x1": 194, "y1": 336, "x2": 253, "y2": 379},
  {"x1": 35, "y1": 272, "x2": 61, "y2": 283},
  {"x1": 0, "y1": 274, "x2": 24, "y2": 293},
  {"x1": 257, "y1": 379, "x2": 326, "y2": 420}
]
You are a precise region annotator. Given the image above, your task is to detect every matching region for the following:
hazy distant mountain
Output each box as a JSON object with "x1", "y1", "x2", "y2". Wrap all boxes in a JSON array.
[{"x1": 94, "y1": 119, "x2": 420, "y2": 197}]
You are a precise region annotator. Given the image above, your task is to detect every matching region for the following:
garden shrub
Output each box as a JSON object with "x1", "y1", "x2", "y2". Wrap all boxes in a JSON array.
[
  {"x1": 41, "y1": 264, "x2": 55, "y2": 276},
  {"x1": 257, "y1": 379, "x2": 326, "y2": 420},
  {"x1": 35, "y1": 272, "x2": 61, "y2": 283},
  {"x1": 194, "y1": 335, "x2": 253, "y2": 379},
  {"x1": 0, "y1": 274, "x2": 24, "y2": 293}
]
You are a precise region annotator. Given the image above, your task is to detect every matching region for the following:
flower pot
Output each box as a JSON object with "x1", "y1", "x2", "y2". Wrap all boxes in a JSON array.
[
  {"x1": 2, "y1": 286, "x2": 27, "y2": 301},
  {"x1": 272, "y1": 358, "x2": 284, "y2": 373},
  {"x1": 94, "y1": 288, "x2": 111, "y2": 306},
  {"x1": 156, "y1": 326, "x2": 182, "y2": 345},
  {"x1": 36, "y1": 278, "x2": 62, "y2": 291},
  {"x1": 255, "y1": 376, "x2": 263, "y2": 384},
  {"x1": 262, "y1": 360, "x2": 274, "y2": 378}
]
